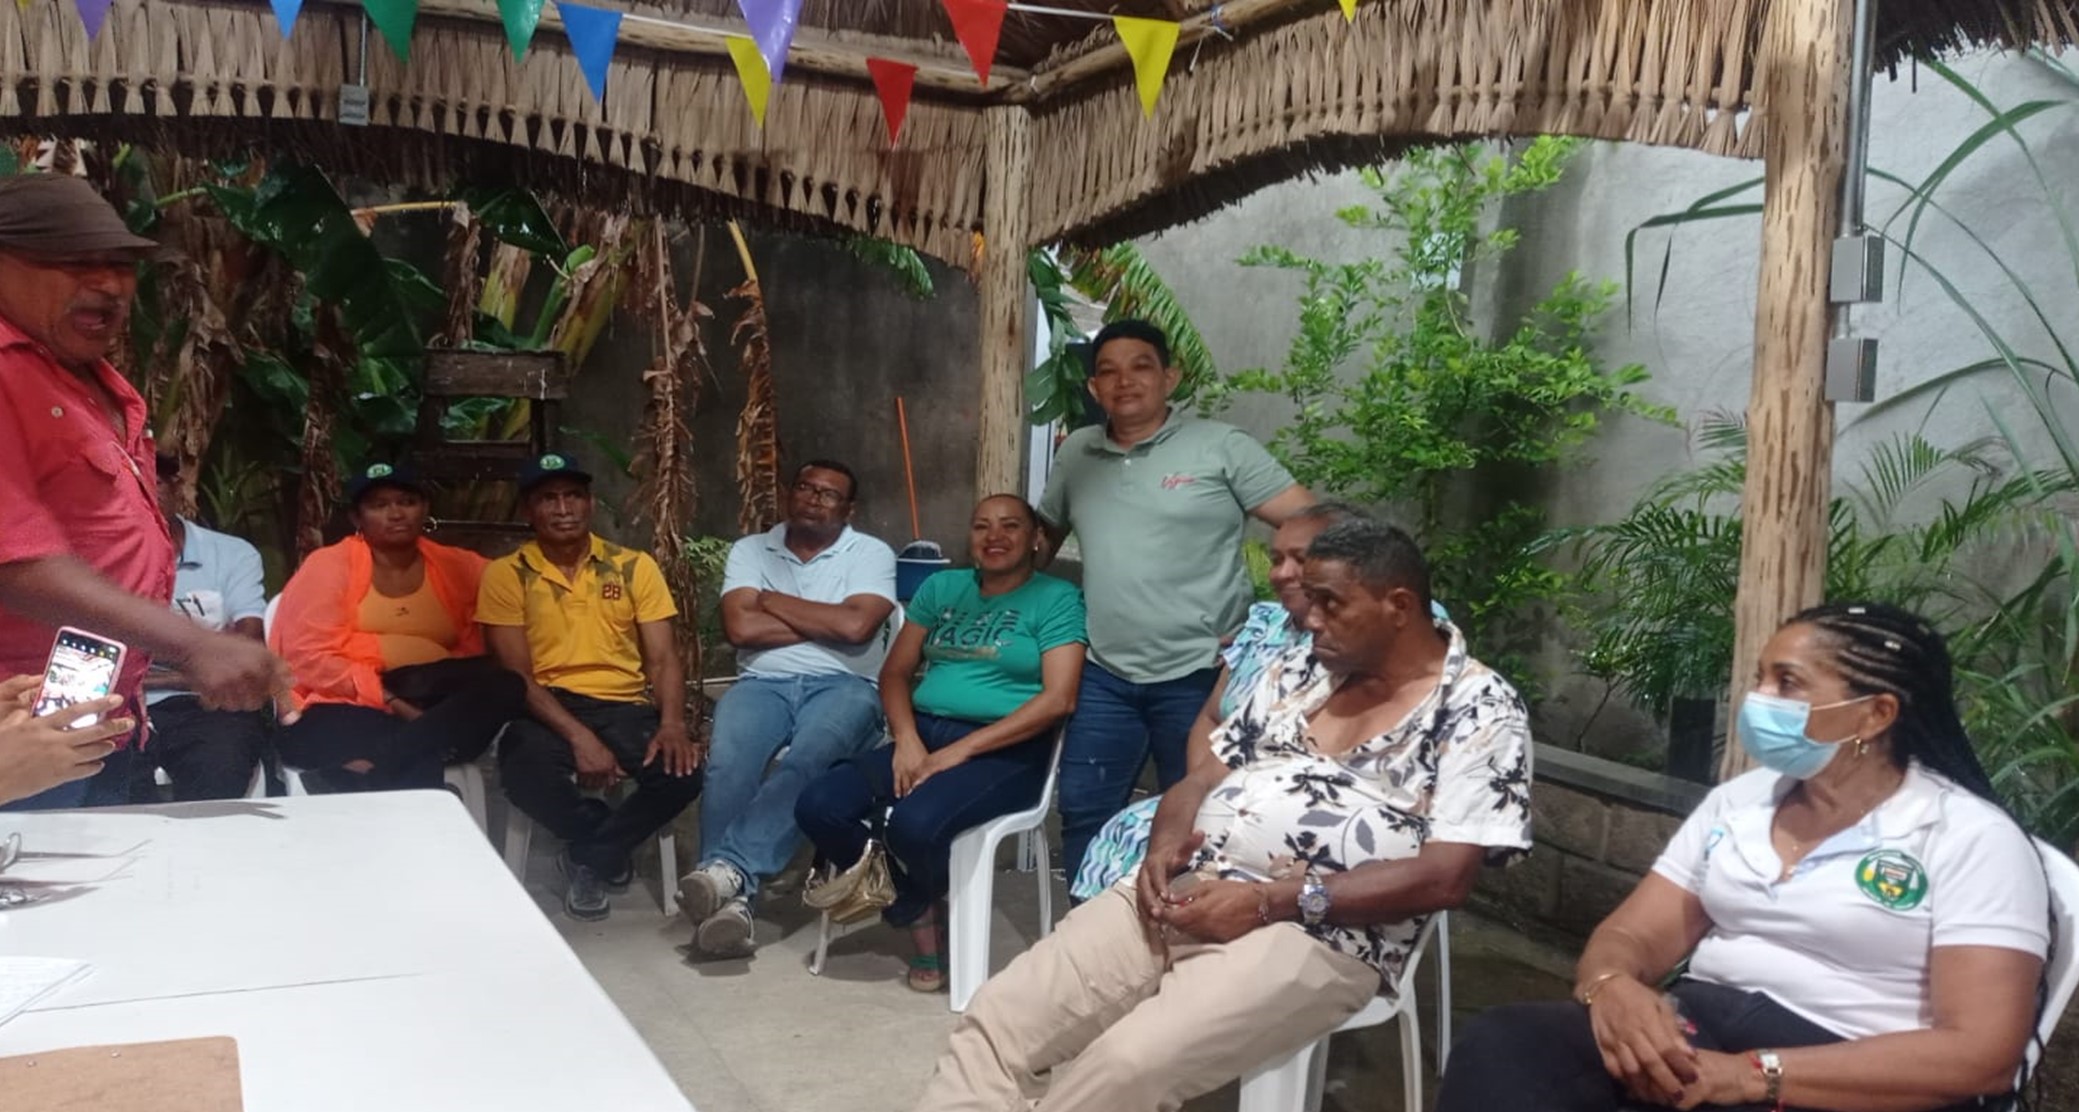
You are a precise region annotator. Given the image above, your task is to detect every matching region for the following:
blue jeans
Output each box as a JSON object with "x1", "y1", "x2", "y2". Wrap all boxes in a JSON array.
[
  {"x1": 794, "y1": 711, "x2": 1052, "y2": 926},
  {"x1": 699, "y1": 672, "x2": 884, "y2": 903},
  {"x1": 1056, "y1": 661, "x2": 1220, "y2": 887}
]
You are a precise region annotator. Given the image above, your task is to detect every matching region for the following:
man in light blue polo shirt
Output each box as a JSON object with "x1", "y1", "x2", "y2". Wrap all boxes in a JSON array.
[
  {"x1": 1038, "y1": 320, "x2": 1312, "y2": 888},
  {"x1": 679, "y1": 458, "x2": 897, "y2": 958},
  {"x1": 144, "y1": 453, "x2": 271, "y2": 801}
]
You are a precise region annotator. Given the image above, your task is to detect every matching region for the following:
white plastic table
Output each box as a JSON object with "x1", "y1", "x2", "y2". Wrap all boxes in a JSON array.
[{"x1": 0, "y1": 791, "x2": 695, "y2": 1111}]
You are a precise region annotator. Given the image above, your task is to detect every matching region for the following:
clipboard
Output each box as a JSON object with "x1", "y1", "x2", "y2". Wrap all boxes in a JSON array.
[{"x1": 0, "y1": 1036, "x2": 241, "y2": 1110}]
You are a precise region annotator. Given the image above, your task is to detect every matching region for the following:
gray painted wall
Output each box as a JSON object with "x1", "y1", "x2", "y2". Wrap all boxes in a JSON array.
[
  {"x1": 1133, "y1": 50, "x2": 2079, "y2": 759},
  {"x1": 564, "y1": 229, "x2": 981, "y2": 557}
]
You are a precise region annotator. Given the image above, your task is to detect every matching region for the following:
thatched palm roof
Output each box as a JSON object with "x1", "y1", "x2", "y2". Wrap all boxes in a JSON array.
[{"x1": 2, "y1": 0, "x2": 2075, "y2": 262}]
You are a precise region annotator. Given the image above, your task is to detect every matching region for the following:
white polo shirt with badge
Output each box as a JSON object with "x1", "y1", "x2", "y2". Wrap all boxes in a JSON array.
[
  {"x1": 1653, "y1": 763, "x2": 2050, "y2": 1040},
  {"x1": 721, "y1": 524, "x2": 898, "y2": 682},
  {"x1": 148, "y1": 518, "x2": 269, "y2": 707}
]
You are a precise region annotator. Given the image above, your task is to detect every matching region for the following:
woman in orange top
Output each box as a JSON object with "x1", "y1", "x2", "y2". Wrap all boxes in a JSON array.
[{"x1": 270, "y1": 464, "x2": 524, "y2": 792}]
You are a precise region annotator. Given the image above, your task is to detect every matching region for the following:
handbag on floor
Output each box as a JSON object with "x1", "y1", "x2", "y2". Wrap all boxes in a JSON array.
[{"x1": 803, "y1": 806, "x2": 897, "y2": 925}]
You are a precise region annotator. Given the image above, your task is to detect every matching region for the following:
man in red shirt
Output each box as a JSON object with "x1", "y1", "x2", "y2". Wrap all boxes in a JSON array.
[{"x1": 0, "y1": 174, "x2": 289, "y2": 809}]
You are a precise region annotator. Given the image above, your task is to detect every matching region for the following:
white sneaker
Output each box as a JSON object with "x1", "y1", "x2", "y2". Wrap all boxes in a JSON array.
[
  {"x1": 695, "y1": 897, "x2": 756, "y2": 958},
  {"x1": 676, "y1": 860, "x2": 744, "y2": 925}
]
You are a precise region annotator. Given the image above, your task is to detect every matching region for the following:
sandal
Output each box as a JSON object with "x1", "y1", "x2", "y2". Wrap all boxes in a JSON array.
[{"x1": 906, "y1": 953, "x2": 946, "y2": 993}]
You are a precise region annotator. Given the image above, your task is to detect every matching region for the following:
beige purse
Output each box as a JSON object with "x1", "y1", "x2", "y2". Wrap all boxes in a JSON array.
[{"x1": 803, "y1": 806, "x2": 898, "y2": 924}]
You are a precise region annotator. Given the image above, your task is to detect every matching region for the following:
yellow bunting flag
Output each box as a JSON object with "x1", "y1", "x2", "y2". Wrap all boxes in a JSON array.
[
  {"x1": 1337, "y1": 0, "x2": 1357, "y2": 20},
  {"x1": 726, "y1": 36, "x2": 773, "y2": 127},
  {"x1": 1112, "y1": 15, "x2": 1180, "y2": 119},
  {"x1": 13, "y1": 0, "x2": 31, "y2": 12}
]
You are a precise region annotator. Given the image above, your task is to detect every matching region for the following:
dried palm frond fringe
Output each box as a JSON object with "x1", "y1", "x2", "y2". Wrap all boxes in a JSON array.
[
  {"x1": 627, "y1": 220, "x2": 713, "y2": 695},
  {"x1": 726, "y1": 222, "x2": 782, "y2": 538},
  {"x1": 2, "y1": 0, "x2": 2074, "y2": 267}
]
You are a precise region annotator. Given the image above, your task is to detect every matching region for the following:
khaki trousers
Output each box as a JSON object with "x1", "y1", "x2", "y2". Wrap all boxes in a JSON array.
[{"x1": 914, "y1": 885, "x2": 1381, "y2": 1112}]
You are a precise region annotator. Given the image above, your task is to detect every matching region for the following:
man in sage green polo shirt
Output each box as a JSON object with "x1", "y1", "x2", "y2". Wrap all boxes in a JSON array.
[{"x1": 1038, "y1": 319, "x2": 1311, "y2": 887}]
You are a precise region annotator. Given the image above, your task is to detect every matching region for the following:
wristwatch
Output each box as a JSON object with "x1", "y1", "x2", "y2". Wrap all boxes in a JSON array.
[
  {"x1": 1296, "y1": 869, "x2": 1331, "y2": 926},
  {"x1": 1750, "y1": 1048, "x2": 1784, "y2": 1110}
]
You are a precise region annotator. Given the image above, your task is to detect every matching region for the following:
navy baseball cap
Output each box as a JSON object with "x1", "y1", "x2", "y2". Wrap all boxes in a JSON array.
[
  {"x1": 344, "y1": 461, "x2": 427, "y2": 505},
  {"x1": 518, "y1": 451, "x2": 593, "y2": 494}
]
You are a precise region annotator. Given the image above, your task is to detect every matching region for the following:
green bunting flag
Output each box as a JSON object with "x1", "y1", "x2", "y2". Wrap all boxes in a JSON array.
[
  {"x1": 362, "y1": 0, "x2": 420, "y2": 60},
  {"x1": 497, "y1": 0, "x2": 545, "y2": 59}
]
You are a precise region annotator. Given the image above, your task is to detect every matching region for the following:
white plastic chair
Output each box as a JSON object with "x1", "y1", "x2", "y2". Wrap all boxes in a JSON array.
[
  {"x1": 1236, "y1": 909, "x2": 1450, "y2": 1112},
  {"x1": 945, "y1": 729, "x2": 1065, "y2": 1011},
  {"x1": 807, "y1": 727, "x2": 1065, "y2": 1013},
  {"x1": 2029, "y1": 839, "x2": 2079, "y2": 1071},
  {"x1": 502, "y1": 787, "x2": 680, "y2": 916}
]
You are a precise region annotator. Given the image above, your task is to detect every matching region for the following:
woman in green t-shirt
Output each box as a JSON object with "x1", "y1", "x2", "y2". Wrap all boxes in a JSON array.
[{"x1": 796, "y1": 494, "x2": 1087, "y2": 992}]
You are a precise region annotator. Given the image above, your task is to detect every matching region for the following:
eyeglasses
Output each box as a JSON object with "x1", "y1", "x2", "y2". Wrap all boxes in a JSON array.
[{"x1": 792, "y1": 481, "x2": 850, "y2": 506}]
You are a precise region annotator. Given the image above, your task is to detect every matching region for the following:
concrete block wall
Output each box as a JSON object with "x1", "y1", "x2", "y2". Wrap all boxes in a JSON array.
[{"x1": 1474, "y1": 744, "x2": 1705, "y2": 943}]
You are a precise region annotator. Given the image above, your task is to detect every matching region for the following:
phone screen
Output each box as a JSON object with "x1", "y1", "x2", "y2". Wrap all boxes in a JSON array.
[{"x1": 34, "y1": 629, "x2": 124, "y2": 726}]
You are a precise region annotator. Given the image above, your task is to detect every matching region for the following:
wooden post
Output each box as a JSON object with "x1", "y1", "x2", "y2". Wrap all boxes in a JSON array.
[
  {"x1": 1720, "y1": 0, "x2": 1852, "y2": 780},
  {"x1": 976, "y1": 104, "x2": 1034, "y2": 501}
]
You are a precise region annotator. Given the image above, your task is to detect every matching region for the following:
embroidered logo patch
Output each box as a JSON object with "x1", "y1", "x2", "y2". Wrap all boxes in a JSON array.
[
  {"x1": 540, "y1": 453, "x2": 567, "y2": 469},
  {"x1": 1855, "y1": 850, "x2": 1929, "y2": 910},
  {"x1": 366, "y1": 462, "x2": 394, "y2": 479},
  {"x1": 600, "y1": 581, "x2": 623, "y2": 601},
  {"x1": 1160, "y1": 473, "x2": 1199, "y2": 490}
]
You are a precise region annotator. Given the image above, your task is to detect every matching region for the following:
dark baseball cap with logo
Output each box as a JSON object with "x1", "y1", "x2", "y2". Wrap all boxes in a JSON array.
[
  {"x1": 344, "y1": 461, "x2": 428, "y2": 506},
  {"x1": 518, "y1": 451, "x2": 593, "y2": 495}
]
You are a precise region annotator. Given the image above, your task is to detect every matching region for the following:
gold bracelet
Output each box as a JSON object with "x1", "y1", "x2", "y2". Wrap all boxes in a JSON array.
[{"x1": 1576, "y1": 971, "x2": 1625, "y2": 1007}]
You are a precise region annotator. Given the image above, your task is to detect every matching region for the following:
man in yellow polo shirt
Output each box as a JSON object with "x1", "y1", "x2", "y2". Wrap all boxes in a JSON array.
[{"x1": 479, "y1": 453, "x2": 703, "y2": 921}]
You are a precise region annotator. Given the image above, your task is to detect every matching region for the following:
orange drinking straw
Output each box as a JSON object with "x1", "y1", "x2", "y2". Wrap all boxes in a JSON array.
[{"x1": 896, "y1": 396, "x2": 922, "y2": 540}]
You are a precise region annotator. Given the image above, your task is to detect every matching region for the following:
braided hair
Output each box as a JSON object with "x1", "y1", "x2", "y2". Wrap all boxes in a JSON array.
[
  {"x1": 1788, "y1": 601, "x2": 2047, "y2": 1110},
  {"x1": 1788, "y1": 602, "x2": 2000, "y2": 802}
]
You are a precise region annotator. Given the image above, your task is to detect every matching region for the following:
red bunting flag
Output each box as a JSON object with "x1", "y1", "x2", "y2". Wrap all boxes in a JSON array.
[
  {"x1": 939, "y1": 0, "x2": 1006, "y2": 87},
  {"x1": 866, "y1": 58, "x2": 917, "y2": 145}
]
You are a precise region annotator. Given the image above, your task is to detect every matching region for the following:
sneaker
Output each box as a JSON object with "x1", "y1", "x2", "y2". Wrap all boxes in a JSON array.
[
  {"x1": 676, "y1": 860, "x2": 744, "y2": 925},
  {"x1": 695, "y1": 897, "x2": 756, "y2": 958},
  {"x1": 561, "y1": 851, "x2": 610, "y2": 922},
  {"x1": 603, "y1": 860, "x2": 635, "y2": 894}
]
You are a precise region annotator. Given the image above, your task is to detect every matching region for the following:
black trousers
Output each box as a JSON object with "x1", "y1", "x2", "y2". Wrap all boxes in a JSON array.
[
  {"x1": 1439, "y1": 978, "x2": 1985, "y2": 1112},
  {"x1": 275, "y1": 659, "x2": 524, "y2": 792},
  {"x1": 498, "y1": 688, "x2": 704, "y2": 875},
  {"x1": 147, "y1": 696, "x2": 270, "y2": 802}
]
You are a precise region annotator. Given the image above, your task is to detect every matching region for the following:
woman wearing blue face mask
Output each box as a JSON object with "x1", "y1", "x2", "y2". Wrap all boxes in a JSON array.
[{"x1": 1440, "y1": 602, "x2": 2056, "y2": 1112}]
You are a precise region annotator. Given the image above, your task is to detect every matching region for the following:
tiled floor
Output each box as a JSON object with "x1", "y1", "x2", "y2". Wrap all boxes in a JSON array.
[{"x1": 517, "y1": 817, "x2": 1574, "y2": 1112}]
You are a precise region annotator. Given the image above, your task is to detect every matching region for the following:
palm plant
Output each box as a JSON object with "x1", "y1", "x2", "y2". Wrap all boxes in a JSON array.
[
  {"x1": 1025, "y1": 242, "x2": 1215, "y2": 426},
  {"x1": 1621, "y1": 54, "x2": 2079, "y2": 842}
]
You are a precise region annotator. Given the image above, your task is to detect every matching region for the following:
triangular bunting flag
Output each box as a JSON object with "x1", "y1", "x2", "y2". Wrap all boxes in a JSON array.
[
  {"x1": 726, "y1": 37, "x2": 773, "y2": 127},
  {"x1": 362, "y1": 0, "x2": 420, "y2": 60},
  {"x1": 13, "y1": 0, "x2": 30, "y2": 14},
  {"x1": 497, "y1": 0, "x2": 544, "y2": 59},
  {"x1": 270, "y1": 0, "x2": 303, "y2": 38},
  {"x1": 1112, "y1": 16, "x2": 1179, "y2": 119},
  {"x1": 940, "y1": 0, "x2": 1006, "y2": 87},
  {"x1": 555, "y1": 0, "x2": 621, "y2": 101},
  {"x1": 736, "y1": 0, "x2": 804, "y2": 87},
  {"x1": 75, "y1": 0, "x2": 111, "y2": 37},
  {"x1": 1337, "y1": 0, "x2": 1357, "y2": 20},
  {"x1": 866, "y1": 58, "x2": 917, "y2": 146}
]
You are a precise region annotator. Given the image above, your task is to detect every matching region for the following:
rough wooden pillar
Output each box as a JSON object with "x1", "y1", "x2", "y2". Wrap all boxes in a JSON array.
[
  {"x1": 976, "y1": 104, "x2": 1034, "y2": 501},
  {"x1": 1721, "y1": 0, "x2": 1852, "y2": 780}
]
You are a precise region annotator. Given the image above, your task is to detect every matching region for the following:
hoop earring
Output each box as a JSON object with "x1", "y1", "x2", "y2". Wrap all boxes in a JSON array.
[{"x1": 423, "y1": 516, "x2": 441, "y2": 533}]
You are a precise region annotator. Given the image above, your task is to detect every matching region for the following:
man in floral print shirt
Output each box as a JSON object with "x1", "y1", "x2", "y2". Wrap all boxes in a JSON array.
[{"x1": 914, "y1": 517, "x2": 1533, "y2": 1112}]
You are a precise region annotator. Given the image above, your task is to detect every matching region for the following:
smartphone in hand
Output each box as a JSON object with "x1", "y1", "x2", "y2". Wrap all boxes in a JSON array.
[{"x1": 34, "y1": 627, "x2": 127, "y2": 728}]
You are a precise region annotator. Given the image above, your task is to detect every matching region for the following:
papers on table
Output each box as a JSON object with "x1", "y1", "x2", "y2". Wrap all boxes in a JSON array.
[{"x1": 0, "y1": 957, "x2": 92, "y2": 1026}]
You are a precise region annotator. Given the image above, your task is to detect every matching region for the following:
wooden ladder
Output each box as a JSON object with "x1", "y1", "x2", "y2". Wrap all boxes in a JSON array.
[{"x1": 414, "y1": 349, "x2": 572, "y2": 558}]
